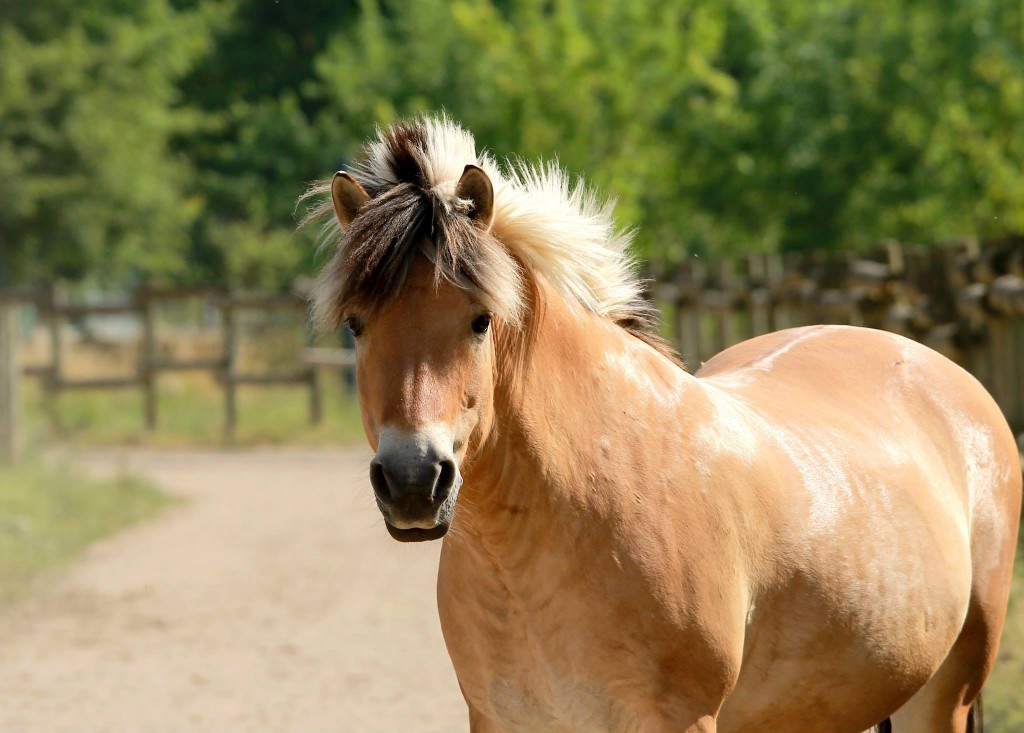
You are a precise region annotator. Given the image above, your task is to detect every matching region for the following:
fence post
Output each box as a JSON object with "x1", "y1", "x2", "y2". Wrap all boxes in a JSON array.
[
  {"x1": 309, "y1": 368, "x2": 324, "y2": 425},
  {"x1": 43, "y1": 285, "x2": 62, "y2": 430},
  {"x1": 305, "y1": 314, "x2": 324, "y2": 425},
  {"x1": 764, "y1": 252, "x2": 786, "y2": 331},
  {"x1": 688, "y1": 258, "x2": 709, "y2": 366},
  {"x1": 140, "y1": 288, "x2": 158, "y2": 430},
  {"x1": 0, "y1": 301, "x2": 20, "y2": 465},
  {"x1": 222, "y1": 299, "x2": 238, "y2": 440},
  {"x1": 716, "y1": 258, "x2": 738, "y2": 348}
]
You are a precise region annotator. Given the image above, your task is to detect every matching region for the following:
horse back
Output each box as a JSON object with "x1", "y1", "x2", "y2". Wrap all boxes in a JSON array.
[{"x1": 697, "y1": 324, "x2": 1020, "y2": 562}]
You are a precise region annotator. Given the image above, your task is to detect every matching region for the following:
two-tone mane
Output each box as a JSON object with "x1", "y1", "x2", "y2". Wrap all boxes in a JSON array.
[{"x1": 300, "y1": 115, "x2": 675, "y2": 360}]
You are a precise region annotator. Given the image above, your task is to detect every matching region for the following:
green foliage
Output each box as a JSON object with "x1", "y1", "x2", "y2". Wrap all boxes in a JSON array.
[
  {"x1": 310, "y1": 0, "x2": 1024, "y2": 257},
  {"x1": 0, "y1": 0, "x2": 222, "y2": 285},
  {"x1": 2, "y1": 0, "x2": 1024, "y2": 285},
  {"x1": 987, "y1": 538, "x2": 1024, "y2": 730},
  {"x1": 311, "y1": 0, "x2": 743, "y2": 257},
  {"x1": 175, "y1": 0, "x2": 359, "y2": 288}
]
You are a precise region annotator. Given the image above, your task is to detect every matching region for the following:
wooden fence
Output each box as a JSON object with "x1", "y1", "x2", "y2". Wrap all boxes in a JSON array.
[
  {"x1": 0, "y1": 296, "x2": 20, "y2": 463},
  {"x1": 2, "y1": 236, "x2": 1023, "y2": 443},
  {"x1": 2, "y1": 285, "x2": 353, "y2": 439},
  {"x1": 648, "y1": 237, "x2": 1024, "y2": 435}
]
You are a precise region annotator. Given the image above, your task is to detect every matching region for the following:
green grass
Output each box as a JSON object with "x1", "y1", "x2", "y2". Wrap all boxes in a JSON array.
[
  {"x1": 986, "y1": 538, "x2": 1024, "y2": 732},
  {"x1": 0, "y1": 460, "x2": 170, "y2": 603},
  {"x1": 22, "y1": 370, "x2": 367, "y2": 448}
]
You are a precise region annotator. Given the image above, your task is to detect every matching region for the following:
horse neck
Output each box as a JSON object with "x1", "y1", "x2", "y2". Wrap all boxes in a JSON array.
[{"x1": 455, "y1": 285, "x2": 699, "y2": 554}]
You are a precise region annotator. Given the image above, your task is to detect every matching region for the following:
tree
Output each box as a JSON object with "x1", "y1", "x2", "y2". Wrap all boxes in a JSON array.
[
  {"x1": 0, "y1": 0, "x2": 216, "y2": 285},
  {"x1": 309, "y1": 0, "x2": 1024, "y2": 258},
  {"x1": 4, "y1": 0, "x2": 1023, "y2": 287}
]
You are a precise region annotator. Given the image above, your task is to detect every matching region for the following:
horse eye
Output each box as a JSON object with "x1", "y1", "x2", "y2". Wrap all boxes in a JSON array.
[
  {"x1": 471, "y1": 313, "x2": 492, "y2": 335},
  {"x1": 344, "y1": 315, "x2": 364, "y2": 338}
]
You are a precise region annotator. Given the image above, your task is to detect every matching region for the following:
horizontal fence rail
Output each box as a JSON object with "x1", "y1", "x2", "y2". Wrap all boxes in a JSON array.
[{"x1": 0, "y1": 285, "x2": 356, "y2": 439}]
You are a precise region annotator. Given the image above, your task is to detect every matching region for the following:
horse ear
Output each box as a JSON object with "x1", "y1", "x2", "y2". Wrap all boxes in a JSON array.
[
  {"x1": 331, "y1": 171, "x2": 370, "y2": 228},
  {"x1": 455, "y1": 164, "x2": 494, "y2": 229}
]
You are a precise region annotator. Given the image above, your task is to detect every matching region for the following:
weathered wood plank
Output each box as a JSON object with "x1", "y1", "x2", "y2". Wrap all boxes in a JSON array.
[
  {"x1": 300, "y1": 348, "x2": 356, "y2": 367},
  {"x1": 0, "y1": 304, "x2": 20, "y2": 464}
]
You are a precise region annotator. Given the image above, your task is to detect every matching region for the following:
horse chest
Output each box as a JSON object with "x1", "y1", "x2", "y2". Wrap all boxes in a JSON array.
[
  {"x1": 451, "y1": 604, "x2": 639, "y2": 731},
  {"x1": 485, "y1": 675, "x2": 637, "y2": 733},
  {"x1": 442, "y1": 575, "x2": 708, "y2": 733},
  {"x1": 439, "y1": 514, "x2": 738, "y2": 730}
]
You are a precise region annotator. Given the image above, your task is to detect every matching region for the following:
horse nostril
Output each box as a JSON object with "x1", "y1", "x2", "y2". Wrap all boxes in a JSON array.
[
  {"x1": 369, "y1": 460, "x2": 391, "y2": 501},
  {"x1": 370, "y1": 451, "x2": 458, "y2": 506},
  {"x1": 435, "y1": 458, "x2": 457, "y2": 501}
]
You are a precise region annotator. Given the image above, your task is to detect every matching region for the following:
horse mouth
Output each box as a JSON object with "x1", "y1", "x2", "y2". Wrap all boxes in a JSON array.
[{"x1": 384, "y1": 521, "x2": 450, "y2": 542}]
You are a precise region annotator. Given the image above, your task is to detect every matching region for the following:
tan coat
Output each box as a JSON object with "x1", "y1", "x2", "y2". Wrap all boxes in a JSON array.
[
  {"x1": 319, "y1": 118, "x2": 1020, "y2": 733},
  {"x1": 411, "y1": 281, "x2": 1022, "y2": 733}
]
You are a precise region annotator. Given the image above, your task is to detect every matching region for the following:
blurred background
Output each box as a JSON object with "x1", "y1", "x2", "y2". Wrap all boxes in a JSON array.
[{"x1": 0, "y1": 0, "x2": 1022, "y2": 730}]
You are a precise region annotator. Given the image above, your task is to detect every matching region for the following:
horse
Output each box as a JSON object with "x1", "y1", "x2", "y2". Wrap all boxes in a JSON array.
[{"x1": 301, "y1": 116, "x2": 1021, "y2": 733}]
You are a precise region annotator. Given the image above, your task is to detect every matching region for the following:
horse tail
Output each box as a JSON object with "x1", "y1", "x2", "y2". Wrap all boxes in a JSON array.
[
  {"x1": 967, "y1": 693, "x2": 984, "y2": 733},
  {"x1": 875, "y1": 718, "x2": 891, "y2": 733}
]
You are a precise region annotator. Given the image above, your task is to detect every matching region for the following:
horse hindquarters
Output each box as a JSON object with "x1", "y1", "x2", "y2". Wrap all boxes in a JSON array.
[{"x1": 888, "y1": 417, "x2": 1019, "y2": 732}]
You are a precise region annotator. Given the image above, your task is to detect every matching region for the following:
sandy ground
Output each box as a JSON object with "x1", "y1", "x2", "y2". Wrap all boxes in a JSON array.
[{"x1": 0, "y1": 448, "x2": 467, "y2": 733}]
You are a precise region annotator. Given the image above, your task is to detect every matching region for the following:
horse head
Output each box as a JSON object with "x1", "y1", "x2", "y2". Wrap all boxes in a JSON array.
[{"x1": 317, "y1": 146, "x2": 511, "y2": 541}]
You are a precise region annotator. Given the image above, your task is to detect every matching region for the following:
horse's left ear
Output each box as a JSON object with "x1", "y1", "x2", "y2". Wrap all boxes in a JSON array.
[
  {"x1": 331, "y1": 171, "x2": 370, "y2": 229},
  {"x1": 456, "y1": 164, "x2": 494, "y2": 229}
]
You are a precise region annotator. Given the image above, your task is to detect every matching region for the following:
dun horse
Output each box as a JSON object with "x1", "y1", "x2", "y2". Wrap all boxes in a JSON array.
[{"x1": 302, "y1": 117, "x2": 1021, "y2": 733}]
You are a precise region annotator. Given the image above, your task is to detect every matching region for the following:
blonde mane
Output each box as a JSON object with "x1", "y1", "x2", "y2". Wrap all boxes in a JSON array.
[{"x1": 300, "y1": 115, "x2": 673, "y2": 359}]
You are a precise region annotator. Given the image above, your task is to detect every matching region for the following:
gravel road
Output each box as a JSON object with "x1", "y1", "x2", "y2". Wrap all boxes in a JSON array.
[{"x1": 0, "y1": 448, "x2": 467, "y2": 733}]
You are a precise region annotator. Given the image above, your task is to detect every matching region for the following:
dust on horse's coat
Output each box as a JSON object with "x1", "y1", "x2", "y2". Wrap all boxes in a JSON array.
[{"x1": 304, "y1": 116, "x2": 1021, "y2": 733}]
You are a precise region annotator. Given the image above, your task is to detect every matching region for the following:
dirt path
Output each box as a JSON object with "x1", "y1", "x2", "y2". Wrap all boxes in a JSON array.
[{"x1": 0, "y1": 448, "x2": 467, "y2": 733}]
